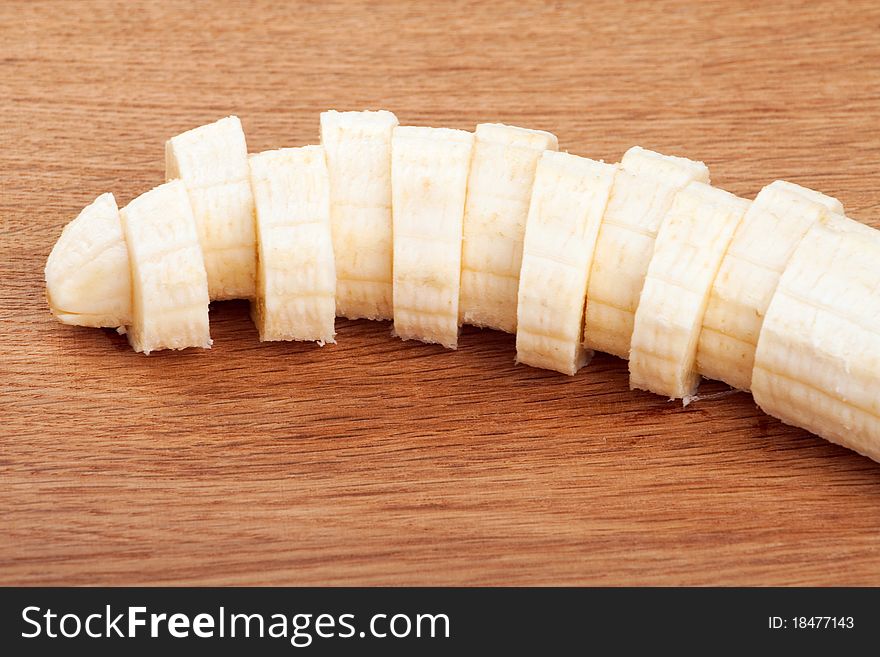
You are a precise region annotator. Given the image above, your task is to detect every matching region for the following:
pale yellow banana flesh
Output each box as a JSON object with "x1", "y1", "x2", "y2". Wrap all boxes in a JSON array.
[
  {"x1": 753, "y1": 215, "x2": 880, "y2": 462},
  {"x1": 629, "y1": 181, "x2": 750, "y2": 399},
  {"x1": 165, "y1": 116, "x2": 256, "y2": 301},
  {"x1": 459, "y1": 123, "x2": 558, "y2": 333},
  {"x1": 583, "y1": 147, "x2": 710, "y2": 359},
  {"x1": 515, "y1": 152, "x2": 617, "y2": 375},
  {"x1": 120, "y1": 180, "x2": 211, "y2": 354},
  {"x1": 42, "y1": 110, "x2": 880, "y2": 466},
  {"x1": 391, "y1": 126, "x2": 474, "y2": 349},
  {"x1": 696, "y1": 181, "x2": 844, "y2": 391},
  {"x1": 321, "y1": 110, "x2": 398, "y2": 321},
  {"x1": 248, "y1": 146, "x2": 336, "y2": 344},
  {"x1": 44, "y1": 192, "x2": 131, "y2": 328}
]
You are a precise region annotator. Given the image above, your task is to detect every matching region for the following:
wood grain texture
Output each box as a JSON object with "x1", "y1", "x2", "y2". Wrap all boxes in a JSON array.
[{"x1": 2, "y1": 0, "x2": 880, "y2": 586}]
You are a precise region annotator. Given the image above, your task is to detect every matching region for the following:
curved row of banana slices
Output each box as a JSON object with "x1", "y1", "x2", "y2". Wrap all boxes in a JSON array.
[{"x1": 45, "y1": 112, "x2": 880, "y2": 464}]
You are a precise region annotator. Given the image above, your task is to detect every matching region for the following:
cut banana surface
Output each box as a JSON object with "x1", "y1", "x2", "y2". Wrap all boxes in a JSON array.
[
  {"x1": 321, "y1": 110, "x2": 398, "y2": 321},
  {"x1": 120, "y1": 180, "x2": 211, "y2": 355},
  {"x1": 42, "y1": 110, "x2": 880, "y2": 466},
  {"x1": 390, "y1": 126, "x2": 474, "y2": 349},
  {"x1": 583, "y1": 147, "x2": 709, "y2": 359},
  {"x1": 459, "y1": 123, "x2": 558, "y2": 333},
  {"x1": 753, "y1": 215, "x2": 880, "y2": 462},
  {"x1": 516, "y1": 152, "x2": 617, "y2": 375},
  {"x1": 629, "y1": 182, "x2": 750, "y2": 399},
  {"x1": 45, "y1": 193, "x2": 131, "y2": 329},
  {"x1": 166, "y1": 116, "x2": 256, "y2": 301},
  {"x1": 696, "y1": 181, "x2": 843, "y2": 391},
  {"x1": 249, "y1": 146, "x2": 336, "y2": 344}
]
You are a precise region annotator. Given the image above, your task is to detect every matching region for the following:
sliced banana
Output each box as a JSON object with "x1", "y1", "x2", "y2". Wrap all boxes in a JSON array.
[
  {"x1": 753, "y1": 215, "x2": 880, "y2": 461},
  {"x1": 515, "y1": 152, "x2": 617, "y2": 375},
  {"x1": 45, "y1": 193, "x2": 131, "y2": 328},
  {"x1": 42, "y1": 110, "x2": 880, "y2": 467},
  {"x1": 629, "y1": 182, "x2": 749, "y2": 398},
  {"x1": 120, "y1": 180, "x2": 211, "y2": 354},
  {"x1": 696, "y1": 181, "x2": 843, "y2": 391},
  {"x1": 320, "y1": 110, "x2": 398, "y2": 321},
  {"x1": 583, "y1": 147, "x2": 709, "y2": 359},
  {"x1": 166, "y1": 115, "x2": 256, "y2": 301},
  {"x1": 459, "y1": 123, "x2": 558, "y2": 333},
  {"x1": 248, "y1": 146, "x2": 336, "y2": 344},
  {"x1": 391, "y1": 126, "x2": 474, "y2": 349}
]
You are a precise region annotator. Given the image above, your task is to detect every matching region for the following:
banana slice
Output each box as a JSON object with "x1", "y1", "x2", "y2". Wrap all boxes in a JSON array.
[
  {"x1": 120, "y1": 180, "x2": 212, "y2": 354},
  {"x1": 165, "y1": 116, "x2": 256, "y2": 301},
  {"x1": 248, "y1": 146, "x2": 336, "y2": 344},
  {"x1": 391, "y1": 126, "x2": 474, "y2": 349},
  {"x1": 583, "y1": 147, "x2": 709, "y2": 358},
  {"x1": 45, "y1": 193, "x2": 131, "y2": 328},
  {"x1": 459, "y1": 123, "x2": 558, "y2": 333},
  {"x1": 753, "y1": 215, "x2": 880, "y2": 461},
  {"x1": 320, "y1": 110, "x2": 398, "y2": 320},
  {"x1": 629, "y1": 182, "x2": 749, "y2": 398},
  {"x1": 515, "y1": 152, "x2": 617, "y2": 375},
  {"x1": 696, "y1": 181, "x2": 843, "y2": 391}
]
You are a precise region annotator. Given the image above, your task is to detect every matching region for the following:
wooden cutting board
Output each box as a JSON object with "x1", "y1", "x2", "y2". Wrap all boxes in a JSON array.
[{"x1": 2, "y1": 0, "x2": 880, "y2": 586}]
